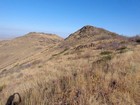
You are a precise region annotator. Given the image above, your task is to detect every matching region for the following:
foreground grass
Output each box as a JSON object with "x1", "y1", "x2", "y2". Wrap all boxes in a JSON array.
[
  {"x1": 0, "y1": 48, "x2": 140, "y2": 105},
  {"x1": 20, "y1": 51, "x2": 140, "y2": 105}
]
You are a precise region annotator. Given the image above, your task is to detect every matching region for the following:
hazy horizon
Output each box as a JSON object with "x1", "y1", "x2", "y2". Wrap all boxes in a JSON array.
[{"x1": 0, "y1": 0, "x2": 140, "y2": 39}]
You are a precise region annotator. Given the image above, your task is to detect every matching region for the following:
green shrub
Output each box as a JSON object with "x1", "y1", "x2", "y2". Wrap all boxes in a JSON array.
[
  {"x1": 100, "y1": 51, "x2": 112, "y2": 55},
  {"x1": 136, "y1": 39, "x2": 140, "y2": 43},
  {"x1": 102, "y1": 55, "x2": 112, "y2": 61},
  {"x1": 52, "y1": 48, "x2": 68, "y2": 57},
  {"x1": 117, "y1": 46, "x2": 127, "y2": 51},
  {"x1": 0, "y1": 85, "x2": 6, "y2": 92}
]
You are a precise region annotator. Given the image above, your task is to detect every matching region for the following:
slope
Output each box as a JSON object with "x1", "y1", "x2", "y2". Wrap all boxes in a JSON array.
[
  {"x1": 0, "y1": 32, "x2": 63, "y2": 70},
  {"x1": 0, "y1": 25, "x2": 139, "y2": 105}
]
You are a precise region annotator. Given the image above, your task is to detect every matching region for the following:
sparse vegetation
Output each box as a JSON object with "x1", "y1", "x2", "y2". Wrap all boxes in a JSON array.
[
  {"x1": 136, "y1": 38, "x2": 140, "y2": 43},
  {"x1": 52, "y1": 48, "x2": 68, "y2": 57},
  {"x1": 0, "y1": 84, "x2": 6, "y2": 92},
  {"x1": 129, "y1": 35, "x2": 140, "y2": 43},
  {"x1": 10, "y1": 50, "x2": 139, "y2": 105},
  {"x1": 116, "y1": 46, "x2": 128, "y2": 53},
  {"x1": 102, "y1": 55, "x2": 112, "y2": 61},
  {"x1": 0, "y1": 25, "x2": 140, "y2": 105},
  {"x1": 116, "y1": 46, "x2": 127, "y2": 51},
  {"x1": 100, "y1": 51, "x2": 112, "y2": 55}
]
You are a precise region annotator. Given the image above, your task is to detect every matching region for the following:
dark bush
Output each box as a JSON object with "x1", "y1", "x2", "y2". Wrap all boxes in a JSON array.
[{"x1": 100, "y1": 51, "x2": 112, "y2": 55}]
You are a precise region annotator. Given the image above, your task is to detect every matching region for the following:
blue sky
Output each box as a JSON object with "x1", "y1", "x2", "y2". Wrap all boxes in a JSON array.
[{"x1": 0, "y1": 0, "x2": 140, "y2": 39}]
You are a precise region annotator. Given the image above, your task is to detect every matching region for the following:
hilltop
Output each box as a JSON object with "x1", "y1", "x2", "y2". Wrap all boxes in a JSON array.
[
  {"x1": 59, "y1": 25, "x2": 128, "y2": 48},
  {"x1": 0, "y1": 32, "x2": 63, "y2": 70},
  {"x1": 0, "y1": 25, "x2": 140, "y2": 105}
]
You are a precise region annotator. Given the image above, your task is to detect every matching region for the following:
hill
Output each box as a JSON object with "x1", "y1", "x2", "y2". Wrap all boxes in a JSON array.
[
  {"x1": 0, "y1": 26, "x2": 140, "y2": 105},
  {"x1": 60, "y1": 25, "x2": 126, "y2": 48},
  {"x1": 0, "y1": 32, "x2": 63, "y2": 71}
]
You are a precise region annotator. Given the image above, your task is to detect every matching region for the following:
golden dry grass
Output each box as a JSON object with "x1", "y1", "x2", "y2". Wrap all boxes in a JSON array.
[
  {"x1": 0, "y1": 32, "x2": 63, "y2": 69},
  {"x1": 0, "y1": 45, "x2": 139, "y2": 105},
  {"x1": 0, "y1": 27, "x2": 140, "y2": 105}
]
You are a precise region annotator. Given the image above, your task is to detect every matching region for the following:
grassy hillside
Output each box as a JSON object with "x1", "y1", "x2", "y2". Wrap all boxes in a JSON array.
[
  {"x1": 0, "y1": 26, "x2": 139, "y2": 105},
  {"x1": 21, "y1": 47, "x2": 140, "y2": 105},
  {"x1": 0, "y1": 32, "x2": 63, "y2": 69}
]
